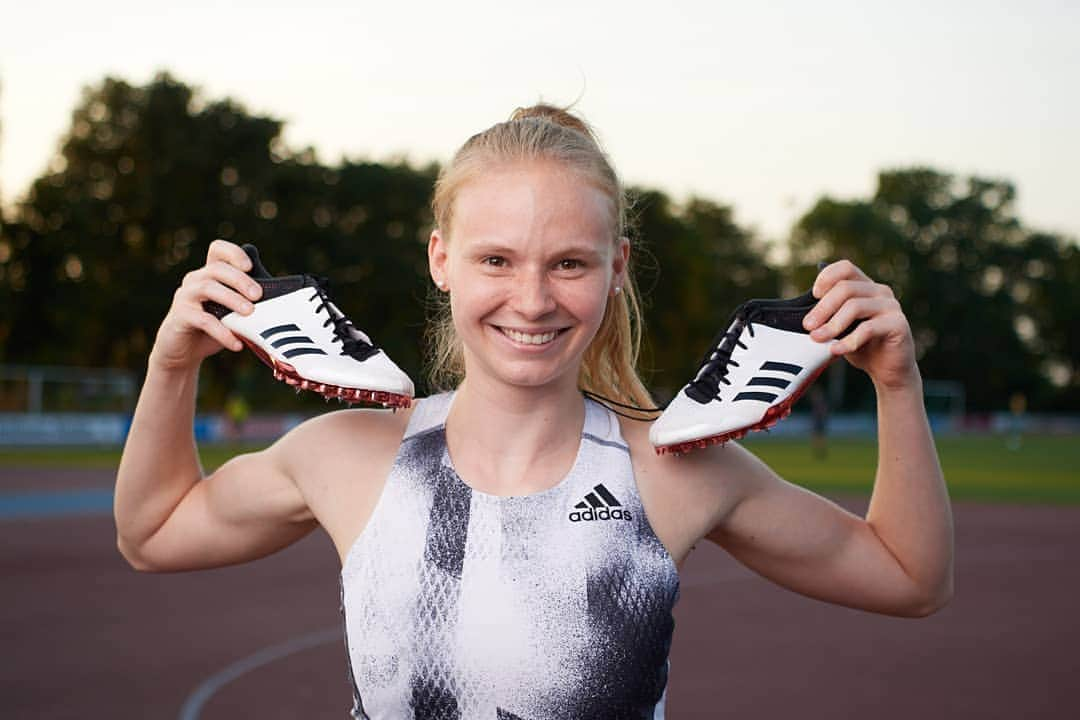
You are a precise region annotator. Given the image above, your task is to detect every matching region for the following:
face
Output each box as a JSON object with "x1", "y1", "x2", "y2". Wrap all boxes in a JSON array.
[{"x1": 429, "y1": 160, "x2": 628, "y2": 392}]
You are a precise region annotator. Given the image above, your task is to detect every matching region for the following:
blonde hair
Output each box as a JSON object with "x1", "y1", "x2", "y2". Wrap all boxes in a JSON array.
[{"x1": 427, "y1": 104, "x2": 653, "y2": 410}]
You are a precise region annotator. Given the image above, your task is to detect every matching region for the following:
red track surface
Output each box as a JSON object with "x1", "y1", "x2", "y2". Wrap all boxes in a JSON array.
[{"x1": 4, "y1": 467, "x2": 1078, "y2": 718}]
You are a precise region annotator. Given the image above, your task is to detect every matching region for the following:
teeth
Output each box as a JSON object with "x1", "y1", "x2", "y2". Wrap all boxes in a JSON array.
[{"x1": 502, "y1": 328, "x2": 559, "y2": 345}]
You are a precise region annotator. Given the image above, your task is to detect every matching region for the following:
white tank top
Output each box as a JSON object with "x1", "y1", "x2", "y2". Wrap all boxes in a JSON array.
[{"x1": 339, "y1": 391, "x2": 680, "y2": 719}]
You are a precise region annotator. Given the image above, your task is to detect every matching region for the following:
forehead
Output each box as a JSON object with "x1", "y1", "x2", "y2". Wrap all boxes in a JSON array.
[{"x1": 448, "y1": 160, "x2": 615, "y2": 248}]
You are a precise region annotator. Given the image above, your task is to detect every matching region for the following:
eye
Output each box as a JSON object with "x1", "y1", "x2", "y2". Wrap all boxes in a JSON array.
[
  {"x1": 482, "y1": 256, "x2": 507, "y2": 267},
  {"x1": 557, "y1": 258, "x2": 584, "y2": 271}
]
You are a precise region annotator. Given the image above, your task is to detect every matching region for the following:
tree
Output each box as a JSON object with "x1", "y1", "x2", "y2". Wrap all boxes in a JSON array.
[
  {"x1": 3, "y1": 74, "x2": 283, "y2": 372},
  {"x1": 632, "y1": 189, "x2": 780, "y2": 399},
  {"x1": 1023, "y1": 233, "x2": 1080, "y2": 408},
  {"x1": 0, "y1": 73, "x2": 437, "y2": 407},
  {"x1": 791, "y1": 168, "x2": 1064, "y2": 410}
]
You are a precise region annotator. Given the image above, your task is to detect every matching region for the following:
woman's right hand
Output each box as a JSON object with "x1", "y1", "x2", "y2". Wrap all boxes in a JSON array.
[{"x1": 149, "y1": 239, "x2": 264, "y2": 372}]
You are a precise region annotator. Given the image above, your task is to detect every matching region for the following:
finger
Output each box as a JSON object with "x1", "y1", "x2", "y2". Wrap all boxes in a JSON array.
[
  {"x1": 829, "y1": 306, "x2": 908, "y2": 355},
  {"x1": 190, "y1": 277, "x2": 256, "y2": 317},
  {"x1": 206, "y1": 238, "x2": 252, "y2": 272},
  {"x1": 812, "y1": 259, "x2": 871, "y2": 298},
  {"x1": 830, "y1": 314, "x2": 892, "y2": 355},
  {"x1": 811, "y1": 296, "x2": 893, "y2": 342},
  {"x1": 830, "y1": 319, "x2": 872, "y2": 355},
  {"x1": 205, "y1": 260, "x2": 262, "y2": 301},
  {"x1": 804, "y1": 279, "x2": 877, "y2": 330},
  {"x1": 183, "y1": 308, "x2": 245, "y2": 352}
]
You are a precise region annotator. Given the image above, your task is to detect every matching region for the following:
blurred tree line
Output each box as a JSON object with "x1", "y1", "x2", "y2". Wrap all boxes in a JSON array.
[
  {"x1": 0, "y1": 73, "x2": 1076, "y2": 412},
  {"x1": 791, "y1": 172, "x2": 1080, "y2": 411}
]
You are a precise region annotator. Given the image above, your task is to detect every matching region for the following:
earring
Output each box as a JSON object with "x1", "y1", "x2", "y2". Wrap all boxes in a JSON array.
[
  {"x1": 613, "y1": 286, "x2": 622, "y2": 295},
  {"x1": 437, "y1": 280, "x2": 448, "y2": 291}
]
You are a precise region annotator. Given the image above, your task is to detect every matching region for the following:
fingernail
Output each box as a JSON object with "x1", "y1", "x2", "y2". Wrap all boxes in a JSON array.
[
  {"x1": 803, "y1": 314, "x2": 817, "y2": 330},
  {"x1": 247, "y1": 286, "x2": 260, "y2": 299}
]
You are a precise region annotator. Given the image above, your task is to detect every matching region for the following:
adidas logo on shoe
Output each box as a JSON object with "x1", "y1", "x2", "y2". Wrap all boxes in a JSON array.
[
  {"x1": 568, "y1": 484, "x2": 632, "y2": 522},
  {"x1": 649, "y1": 289, "x2": 854, "y2": 455},
  {"x1": 203, "y1": 244, "x2": 414, "y2": 408}
]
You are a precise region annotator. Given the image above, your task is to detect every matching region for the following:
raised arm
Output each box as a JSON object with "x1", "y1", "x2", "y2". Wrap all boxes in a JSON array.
[
  {"x1": 704, "y1": 260, "x2": 954, "y2": 617},
  {"x1": 114, "y1": 240, "x2": 315, "y2": 572}
]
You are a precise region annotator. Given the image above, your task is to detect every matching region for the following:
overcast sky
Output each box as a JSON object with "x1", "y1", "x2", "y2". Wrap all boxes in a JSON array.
[{"x1": 3, "y1": 0, "x2": 1077, "y2": 243}]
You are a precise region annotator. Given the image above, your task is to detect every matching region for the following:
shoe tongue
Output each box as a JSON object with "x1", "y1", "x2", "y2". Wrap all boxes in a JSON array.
[{"x1": 242, "y1": 244, "x2": 273, "y2": 279}]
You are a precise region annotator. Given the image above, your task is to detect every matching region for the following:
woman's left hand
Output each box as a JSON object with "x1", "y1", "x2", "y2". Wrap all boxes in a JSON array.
[{"x1": 801, "y1": 259, "x2": 920, "y2": 392}]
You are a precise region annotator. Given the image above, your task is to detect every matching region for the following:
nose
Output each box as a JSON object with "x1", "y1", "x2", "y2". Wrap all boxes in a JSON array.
[{"x1": 513, "y1": 269, "x2": 557, "y2": 319}]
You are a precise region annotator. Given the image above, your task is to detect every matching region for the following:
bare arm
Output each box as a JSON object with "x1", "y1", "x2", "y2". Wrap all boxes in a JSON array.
[
  {"x1": 864, "y1": 376, "x2": 953, "y2": 610},
  {"x1": 114, "y1": 239, "x2": 315, "y2": 572},
  {"x1": 114, "y1": 360, "x2": 205, "y2": 565},
  {"x1": 703, "y1": 261, "x2": 953, "y2": 617},
  {"x1": 114, "y1": 362, "x2": 316, "y2": 572},
  {"x1": 707, "y1": 422, "x2": 951, "y2": 617}
]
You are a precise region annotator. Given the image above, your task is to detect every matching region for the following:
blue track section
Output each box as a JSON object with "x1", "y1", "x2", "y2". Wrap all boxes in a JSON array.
[{"x1": 0, "y1": 489, "x2": 114, "y2": 519}]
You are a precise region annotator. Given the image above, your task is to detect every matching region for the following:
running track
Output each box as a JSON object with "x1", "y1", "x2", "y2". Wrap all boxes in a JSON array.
[{"x1": 3, "y1": 467, "x2": 1077, "y2": 718}]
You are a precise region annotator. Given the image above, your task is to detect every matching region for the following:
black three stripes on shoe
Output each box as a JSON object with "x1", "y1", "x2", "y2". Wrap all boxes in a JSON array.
[
  {"x1": 568, "y1": 484, "x2": 633, "y2": 522},
  {"x1": 733, "y1": 361, "x2": 803, "y2": 403},
  {"x1": 260, "y1": 323, "x2": 328, "y2": 359}
]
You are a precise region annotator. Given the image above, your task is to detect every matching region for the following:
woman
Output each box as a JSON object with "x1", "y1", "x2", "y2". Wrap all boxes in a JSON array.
[{"x1": 115, "y1": 105, "x2": 954, "y2": 719}]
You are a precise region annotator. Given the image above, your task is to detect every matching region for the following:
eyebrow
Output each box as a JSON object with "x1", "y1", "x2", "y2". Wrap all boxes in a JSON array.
[{"x1": 467, "y1": 242, "x2": 605, "y2": 260}]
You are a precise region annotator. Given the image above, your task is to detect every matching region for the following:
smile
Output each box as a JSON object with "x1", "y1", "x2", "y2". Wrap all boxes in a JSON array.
[{"x1": 496, "y1": 326, "x2": 568, "y2": 346}]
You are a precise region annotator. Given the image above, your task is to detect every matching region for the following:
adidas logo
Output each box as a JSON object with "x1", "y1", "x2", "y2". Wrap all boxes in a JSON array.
[
  {"x1": 733, "y1": 361, "x2": 802, "y2": 403},
  {"x1": 260, "y1": 323, "x2": 328, "y2": 359},
  {"x1": 568, "y1": 484, "x2": 632, "y2": 522}
]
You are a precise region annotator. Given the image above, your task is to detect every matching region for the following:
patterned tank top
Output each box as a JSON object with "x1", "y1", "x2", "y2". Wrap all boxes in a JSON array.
[{"x1": 339, "y1": 391, "x2": 680, "y2": 719}]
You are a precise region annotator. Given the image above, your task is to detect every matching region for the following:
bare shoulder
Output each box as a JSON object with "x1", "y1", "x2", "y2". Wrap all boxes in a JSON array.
[
  {"x1": 272, "y1": 403, "x2": 413, "y2": 468},
  {"x1": 270, "y1": 403, "x2": 414, "y2": 562},
  {"x1": 617, "y1": 416, "x2": 765, "y2": 565}
]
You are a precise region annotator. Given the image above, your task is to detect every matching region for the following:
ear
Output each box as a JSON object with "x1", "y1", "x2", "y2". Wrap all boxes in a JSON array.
[
  {"x1": 428, "y1": 228, "x2": 449, "y2": 289},
  {"x1": 612, "y1": 235, "x2": 630, "y2": 289}
]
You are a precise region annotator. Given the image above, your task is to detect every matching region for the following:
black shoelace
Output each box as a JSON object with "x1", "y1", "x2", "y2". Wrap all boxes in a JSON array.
[
  {"x1": 580, "y1": 389, "x2": 665, "y2": 419},
  {"x1": 307, "y1": 276, "x2": 379, "y2": 361},
  {"x1": 581, "y1": 314, "x2": 754, "y2": 419},
  {"x1": 684, "y1": 315, "x2": 754, "y2": 403}
]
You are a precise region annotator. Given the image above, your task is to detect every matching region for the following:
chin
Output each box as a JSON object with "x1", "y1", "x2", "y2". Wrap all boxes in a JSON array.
[
  {"x1": 470, "y1": 346, "x2": 586, "y2": 392},
  {"x1": 484, "y1": 360, "x2": 579, "y2": 391}
]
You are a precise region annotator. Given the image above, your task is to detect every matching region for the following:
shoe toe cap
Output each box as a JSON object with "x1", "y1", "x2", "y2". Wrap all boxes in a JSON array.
[
  {"x1": 649, "y1": 388, "x2": 768, "y2": 448},
  {"x1": 649, "y1": 391, "x2": 720, "y2": 447},
  {"x1": 289, "y1": 351, "x2": 414, "y2": 396}
]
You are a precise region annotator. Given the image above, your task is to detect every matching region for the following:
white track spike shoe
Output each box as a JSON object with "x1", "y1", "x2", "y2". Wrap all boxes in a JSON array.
[
  {"x1": 203, "y1": 244, "x2": 414, "y2": 408},
  {"x1": 649, "y1": 289, "x2": 855, "y2": 455}
]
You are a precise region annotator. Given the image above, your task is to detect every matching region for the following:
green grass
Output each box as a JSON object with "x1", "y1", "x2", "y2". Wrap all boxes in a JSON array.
[
  {"x1": 741, "y1": 435, "x2": 1080, "y2": 504},
  {"x1": 0, "y1": 444, "x2": 268, "y2": 472},
  {"x1": 2, "y1": 435, "x2": 1078, "y2": 504}
]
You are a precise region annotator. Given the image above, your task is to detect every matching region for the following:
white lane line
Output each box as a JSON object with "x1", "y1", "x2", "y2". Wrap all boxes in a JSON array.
[{"x1": 178, "y1": 626, "x2": 340, "y2": 720}]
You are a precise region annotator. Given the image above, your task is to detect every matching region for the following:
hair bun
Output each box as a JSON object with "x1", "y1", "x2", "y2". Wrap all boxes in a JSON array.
[{"x1": 510, "y1": 103, "x2": 595, "y2": 141}]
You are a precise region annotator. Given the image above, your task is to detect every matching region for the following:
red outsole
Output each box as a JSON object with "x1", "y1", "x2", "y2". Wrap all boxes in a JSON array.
[
  {"x1": 655, "y1": 358, "x2": 833, "y2": 456},
  {"x1": 240, "y1": 338, "x2": 412, "y2": 409}
]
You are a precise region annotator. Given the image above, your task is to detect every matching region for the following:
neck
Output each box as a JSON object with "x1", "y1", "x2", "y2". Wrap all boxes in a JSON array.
[{"x1": 444, "y1": 373, "x2": 586, "y2": 495}]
